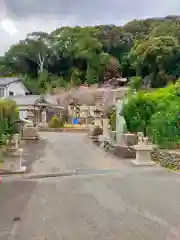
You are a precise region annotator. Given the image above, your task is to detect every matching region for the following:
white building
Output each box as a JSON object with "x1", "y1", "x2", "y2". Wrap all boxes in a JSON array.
[
  {"x1": 1, "y1": 77, "x2": 63, "y2": 124},
  {"x1": 0, "y1": 77, "x2": 29, "y2": 97},
  {"x1": 5, "y1": 94, "x2": 63, "y2": 124}
]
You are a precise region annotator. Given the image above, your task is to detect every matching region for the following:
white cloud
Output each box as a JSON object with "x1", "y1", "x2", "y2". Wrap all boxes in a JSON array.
[
  {"x1": 1, "y1": 19, "x2": 18, "y2": 35},
  {"x1": 0, "y1": 0, "x2": 179, "y2": 55}
]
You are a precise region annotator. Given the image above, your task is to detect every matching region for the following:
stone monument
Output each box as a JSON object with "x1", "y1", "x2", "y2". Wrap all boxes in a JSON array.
[
  {"x1": 113, "y1": 100, "x2": 137, "y2": 158},
  {"x1": 131, "y1": 132, "x2": 156, "y2": 166}
]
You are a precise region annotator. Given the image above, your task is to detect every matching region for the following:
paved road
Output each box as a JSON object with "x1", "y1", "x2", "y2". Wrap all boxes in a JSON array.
[
  {"x1": 0, "y1": 180, "x2": 37, "y2": 240},
  {"x1": 1, "y1": 132, "x2": 180, "y2": 240},
  {"x1": 23, "y1": 132, "x2": 124, "y2": 174}
]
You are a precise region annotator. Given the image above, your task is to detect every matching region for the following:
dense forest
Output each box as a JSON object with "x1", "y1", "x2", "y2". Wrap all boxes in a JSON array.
[{"x1": 1, "y1": 15, "x2": 180, "y2": 94}]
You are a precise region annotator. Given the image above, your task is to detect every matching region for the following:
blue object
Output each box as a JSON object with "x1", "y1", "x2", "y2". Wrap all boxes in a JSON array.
[{"x1": 73, "y1": 118, "x2": 79, "y2": 124}]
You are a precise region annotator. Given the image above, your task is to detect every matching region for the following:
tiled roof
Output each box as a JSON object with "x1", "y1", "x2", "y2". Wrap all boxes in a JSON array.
[
  {"x1": 5, "y1": 95, "x2": 40, "y2": 105},
  {"x1": 5, "y1": 94, "x2": 63, "y2": 108},
  {"x1": 0, "y1": 77, "x2": 21, "y2": 85}
]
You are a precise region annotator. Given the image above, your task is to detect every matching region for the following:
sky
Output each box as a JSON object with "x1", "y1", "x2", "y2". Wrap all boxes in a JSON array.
[{"x1": 0, "y1": 0, "x2": 180, "y2": 55}]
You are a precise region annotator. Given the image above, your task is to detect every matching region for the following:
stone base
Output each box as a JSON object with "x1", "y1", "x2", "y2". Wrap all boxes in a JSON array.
[
  {"x1": 4, "y1": 148, "x2": 23, "y2": 172},
  {"x1": 22, "y1": 136, "x2": 40, "y2": 140},
  {"x1": 113, "y1": 144, "x2": 136, "y2": 159},
  {"x1": 15, "y1": 165, "x2": 27, "y2": 173},
  {"x1": 131, "y1": 159, "x2": 156, "y2": 166},
  {"x1": 22, "y1": 126, "x2": 40, "y2": 140}
]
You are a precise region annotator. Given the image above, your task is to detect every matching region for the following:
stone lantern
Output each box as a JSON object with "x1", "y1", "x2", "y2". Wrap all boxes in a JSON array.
[
  {"x1": 69, "y1": 98, "x2": 76, "y2": 116},
  {"x1": 27, "y1": 107, "x2": 34, "y2": 125},
  {"x1": 93, "y1": 108, "x2": 102, "y2": 126}
]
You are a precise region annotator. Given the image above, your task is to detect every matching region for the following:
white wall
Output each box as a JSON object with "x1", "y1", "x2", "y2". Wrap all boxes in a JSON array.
[{"x1": 5, "y1": 81, "x2": 28, "y2": 96}]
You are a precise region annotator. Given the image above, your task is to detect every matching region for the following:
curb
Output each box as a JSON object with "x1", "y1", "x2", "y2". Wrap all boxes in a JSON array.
[{"x1": 21, "y1": 170, "x2": 78, "y2": 179}]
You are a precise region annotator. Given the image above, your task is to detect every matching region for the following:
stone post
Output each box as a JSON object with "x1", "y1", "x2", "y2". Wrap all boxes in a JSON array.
[
  {"x1": 116, "y1": 100, "x2": 126, "y2": 145},
  {"x1": 94, "y1": 109, "x2": 102, "y2": 127},
  {"x1": 41, "y1": 110, "x2": 47, "y2": 127},
  {"x1": 102, "y1": 117, "x2": 109, "y2": 140}
]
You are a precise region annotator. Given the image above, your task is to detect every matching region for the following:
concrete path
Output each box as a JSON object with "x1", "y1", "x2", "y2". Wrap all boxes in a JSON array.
[
  {"x1": 1, "y1": 132, "x2": 180, "y2": 239},
  {"x1": 23, "y1": 132, "x2": 125, "y2": 174}
]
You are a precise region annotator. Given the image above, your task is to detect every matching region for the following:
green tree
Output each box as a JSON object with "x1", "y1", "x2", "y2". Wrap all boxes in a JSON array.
[{"x1": 129, "y1": 36, "x2": 180, "y2": 87}]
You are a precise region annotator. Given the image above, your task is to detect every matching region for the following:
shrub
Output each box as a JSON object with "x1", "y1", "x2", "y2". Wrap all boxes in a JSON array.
[
  {"x1": 129, "y1": 76, "x2": 142, "y2": 91},
  {"x1": 149, "y1": 103, "x2": 180, "y2": 148},
  {"x1": 123, "y1": 93, "x2": 158, "y2": 135},
  {"x1": 123, "y1": 83, "x2": 180, "y2": 148},
  {"x1": 110, "y1": 110, "x2": 116, "y2": 131},
  {"x1": 0, "y1": 99, "x2": 19, "y2": 146},
  {"x1": 48, "y1": 115, "x2": 64, "y2": 128}
]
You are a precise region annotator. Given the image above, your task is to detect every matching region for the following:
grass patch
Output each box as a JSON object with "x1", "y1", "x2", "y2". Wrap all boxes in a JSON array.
[
  {"x1": 64, "y1": 124, "x2": 75, "y2": 128},
  {"x1": 64, "y1": 124, "x2": 87, "y2": 128}
]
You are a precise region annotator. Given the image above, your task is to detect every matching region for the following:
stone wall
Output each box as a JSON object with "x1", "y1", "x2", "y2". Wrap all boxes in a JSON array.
[{"x1": 152, "y1": 150, "x2": 180, "y2": 169}]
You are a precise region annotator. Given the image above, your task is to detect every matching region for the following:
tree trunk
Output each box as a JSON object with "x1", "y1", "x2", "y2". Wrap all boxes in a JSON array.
[{"x1": 37, "y1": 53, "x2": 45, "y2": 74}]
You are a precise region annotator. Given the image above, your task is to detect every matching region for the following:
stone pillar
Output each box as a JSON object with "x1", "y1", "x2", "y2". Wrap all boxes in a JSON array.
[
  {"x1": 37, "y1": 110, "x2": 40, "y2": 125},
  {"x1": 94, "y1": 109, "x2": 102, "y2": 127},
  {"x1": 102, "y1": 118, "x2": 109, "y2": 140},
  {"x1": 34, "y1": 110, "x2": 39, "y2": 125},
  {"x1": 41, "y1": 110, "x2": 47, "y2": 126},
  {"x1": 110, "y1": 131, "x2": 116, "y2": 145},
  {"x1": 83, "y1": 111, "x2": 88, "y2": 126},
  {"x1": 116, "y1": 100, "x2": 126, "y2": 145}
]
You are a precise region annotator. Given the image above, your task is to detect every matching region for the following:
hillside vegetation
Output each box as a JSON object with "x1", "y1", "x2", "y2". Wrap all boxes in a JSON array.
[{"x1": 1, "y1": 15, "x2": 180, "y2": 93}]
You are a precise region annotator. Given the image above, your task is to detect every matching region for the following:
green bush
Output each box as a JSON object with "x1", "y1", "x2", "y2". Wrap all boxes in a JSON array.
[
  {"x1": 129, "y1": 76, "x2": 142, "y2": 91},
  {"x1": 110, "y1": 110, "x2": 116, "y2": 131},
  {"x1": 123, "y1": 93, "x2": 158, "y2": 135},
  {"x1": 48, "y1": 115, "x2": 64, "y2": 128},
  {"x1": 0, "y1": 99, "x2": 19, "y2": 146},
  {"x1": 149, "y1": 103, "x2": 180, "y2": 148}
]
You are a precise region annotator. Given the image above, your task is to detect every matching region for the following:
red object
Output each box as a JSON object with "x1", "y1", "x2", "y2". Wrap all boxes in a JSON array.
[{"x1": 0, "y1": 176, "x2": 3, "y2": 184}]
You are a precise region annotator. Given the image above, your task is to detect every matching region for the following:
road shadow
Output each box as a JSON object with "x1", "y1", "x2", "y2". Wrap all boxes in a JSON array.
[{"x1": 22, "y1": 139, "x2": 48, "y2": 173}]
